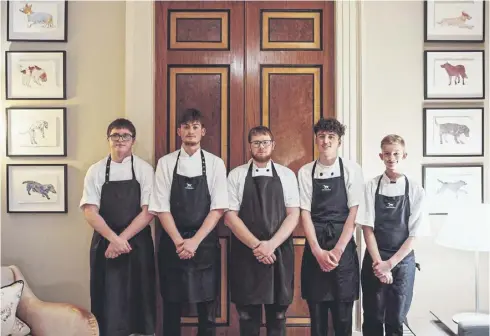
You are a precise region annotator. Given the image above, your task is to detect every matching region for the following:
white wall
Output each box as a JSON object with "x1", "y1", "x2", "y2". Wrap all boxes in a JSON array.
[{"x1": 361, "y1": 0, "x2": 489, "y2": 319}]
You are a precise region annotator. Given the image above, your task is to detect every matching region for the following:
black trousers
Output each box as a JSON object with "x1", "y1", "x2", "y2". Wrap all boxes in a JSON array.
[
  {"x1": 163, "y1": 300, "x2": 216, "y2": 336},
  {"x1": 235, "y1": 304, "x2": 288, "y2": 336},
  {"x1": 307, "y1": 301, "x2": 354, "y2": 336}
]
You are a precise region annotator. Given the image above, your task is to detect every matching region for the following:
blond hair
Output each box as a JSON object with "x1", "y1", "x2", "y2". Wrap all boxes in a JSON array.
[{"x1": 380, "y1": 134, "x2": 405, "y2": 148}]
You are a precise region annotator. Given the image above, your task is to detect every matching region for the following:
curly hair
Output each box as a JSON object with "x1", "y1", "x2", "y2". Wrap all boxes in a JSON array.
[{"x1": 313, "y1": 117, "x2": 346, "y2": 138}]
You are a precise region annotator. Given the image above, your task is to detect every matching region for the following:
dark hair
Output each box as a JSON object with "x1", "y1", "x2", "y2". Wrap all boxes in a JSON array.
[
  {"x1": 107, "y1": 118, "x2": 136, "y2": 138},
  {"x1": 313, "y1": 117, "x2": 345, "y2": 138},
  {"x1": 179, "y1": 108, "x2": 205, "y2": 127},
  {"x1": 248, "y1": 126, "x2": 274, "y2": 143}
]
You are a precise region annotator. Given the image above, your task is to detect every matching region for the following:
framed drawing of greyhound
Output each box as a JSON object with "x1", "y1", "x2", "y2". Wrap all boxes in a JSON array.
[
  {"x1": 6, "y1": 164, "x2": 68, "y2": 213},
  {"x1": 424, "y1": 0, "x2": 485, "y2": 42}
]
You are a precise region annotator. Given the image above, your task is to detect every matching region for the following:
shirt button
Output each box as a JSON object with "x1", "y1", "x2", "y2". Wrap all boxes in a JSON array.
[
  {"x1": 266, "y1": 169, "x2": 270, "y2": 172},
  {"x1": 320, "y1": 173, "x2": 323, "y2": 176},
  {"x1": 256, "y1": 169, "x2": 259, "y2": 172},
  {"x1": 331, "y1": 172, "x2": 334, "y2": 176}
]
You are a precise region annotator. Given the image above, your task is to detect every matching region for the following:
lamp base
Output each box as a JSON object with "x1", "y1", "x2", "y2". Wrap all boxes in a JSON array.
[{"x1": 452, "y1": 312, "x2": 490, "y2": 325}]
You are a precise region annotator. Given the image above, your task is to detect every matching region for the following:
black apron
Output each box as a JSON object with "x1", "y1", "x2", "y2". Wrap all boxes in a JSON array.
[
  {"x1": 90, "y1": 155, "x2": 156, "y2": 336},
  {"x1": 230, "y1": 162, "x2": 294, "y2": 305},
  {"x1": 159, "y1": 150, "x2": 220, "y2": 303},
  {"x1": 361, "y1": 175, "x2": 416, "y2": 328},
  {"x1": 301, "y1": 158, "x2": 360, "y2": 302}
]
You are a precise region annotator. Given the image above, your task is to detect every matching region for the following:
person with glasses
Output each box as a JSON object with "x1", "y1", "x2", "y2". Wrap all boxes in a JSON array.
[
  {"x1": 225, "y1": 126, "x2": 300, "y2": 336},
  {"x1": 149, "y1": 108, "x2": 228, "y2": 336},
  {"x1": 80, "y1": 118, "x2": 156, "y2": 336},
  {"x1": 297, "y1": 117, "x2": 364, "y2": 336}
]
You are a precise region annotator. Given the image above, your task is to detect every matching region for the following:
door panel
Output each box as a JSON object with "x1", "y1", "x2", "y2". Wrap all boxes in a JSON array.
[{"x1": 155, "y1": 1, "x2": 336, "y2": 335}]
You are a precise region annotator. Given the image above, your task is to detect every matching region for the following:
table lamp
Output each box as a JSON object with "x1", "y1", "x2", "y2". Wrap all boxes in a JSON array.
[{"x1": 435, "y1": 203, "x2": 490, "y2": 324}]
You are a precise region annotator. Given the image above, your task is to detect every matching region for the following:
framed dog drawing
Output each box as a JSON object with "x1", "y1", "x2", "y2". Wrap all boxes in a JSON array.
[
  {"x1": 424, "y1": 0, "x2": 485, "y2": 42},
  {"x1": 424, "y1": 50, "x2": 485, "y2": 100},
  {"x1": 7, "y1": 0, "x2": 68, "y2": 42},
  {"x1": 5, "y1": 51, "x2": 66, "y2": 100},
  {"x1": 422, "y1": 164, "x2": 483, "y2": 215},
  {"x1": 423, "y1": 107, "x2": 484, "y2": 157},
  {"x1": 6, "y1": 107, "x2": 67, "y2": 157},
  {"x1": 6, "y1": 164, "x2": 68, "y2": 213}
]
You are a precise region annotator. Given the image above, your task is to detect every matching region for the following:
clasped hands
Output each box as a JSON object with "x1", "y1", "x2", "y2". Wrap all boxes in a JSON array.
[
  {"x1": 372, "y1": 260, "x2": 393, "y2": 284},
  {"x1": 175, "y1": 238, "x2": 200, "y2": 260},
  {"x1": 105, "y1": 236, "x2": 132, "y2": 259},
  {"x1": 312, "y1": 246, "x2": 343, "y2": 272},
  {"x1": 253, "y1": 240, "x2": 277, "y2": 264}
]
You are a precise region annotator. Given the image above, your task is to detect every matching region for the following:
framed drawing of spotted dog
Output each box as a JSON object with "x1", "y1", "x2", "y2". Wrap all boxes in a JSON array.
[
  {"x1": 6, "y1": 164, "x2": 68, "y2": 213},
  {"x1": 5, "y1": 50, "x2": 66, "y2": 100},
  {"x1": 424, "y1": 50, "x2": 485, "y2": 100},
  {"x1": 6, "y1": 107, "x2": 67, "y2": 157},
  {"x1": 423, "y1": 107, "x2": 484, "y2": 157},
  {"x1": 422, "y1": 164, "x2": 483, "y2": 215},
  {"x1": 424, "y1": 0, "x2": 485, "y2": 42}
]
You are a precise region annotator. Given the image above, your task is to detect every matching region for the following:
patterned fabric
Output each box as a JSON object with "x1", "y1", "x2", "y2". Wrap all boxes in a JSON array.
[
  {"x1": 1, "y1": 280, "x2": 24, "y2": 336},
  {"x1": 11, "y1": 317, "x2": 31, "y2": 336}
]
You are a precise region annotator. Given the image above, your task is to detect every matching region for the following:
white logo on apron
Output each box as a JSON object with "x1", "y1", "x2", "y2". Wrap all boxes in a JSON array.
[{"x1": 185, "y1": 183, "x2": 194, "y2": 190}]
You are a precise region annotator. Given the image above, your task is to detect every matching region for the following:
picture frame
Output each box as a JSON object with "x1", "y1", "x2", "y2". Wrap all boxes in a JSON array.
[
  {"x1": 5, "y1": 50, "x2": 66, "y2": 100},
  {"x1": 7, "y1": 0, "x2": 68, "y2": 42},
  {"x1": 6, "y1": 107, "x2": 67, "y2": 157},
  {"x1": 423, "y1": 107, "x2": 484, "y2": 157},
  {"x1": 422, "y1": 164, "x2": 483, "y2": 215},
  {"x1": 424, "y1": 50, "x2": 485, "y2": 100},
  {"x1": 424, "y1": 0, "x2": 485, "y2": 42},
  {"x1": 6, "y1": 164, "x2": 68, "y2": 213}
]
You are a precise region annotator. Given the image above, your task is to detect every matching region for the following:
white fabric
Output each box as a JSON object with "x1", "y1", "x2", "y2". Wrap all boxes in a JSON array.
[
  {"x1": 227, "y1": 160, "x2": 300, "y2": 211},
  {"x1": 149, "y1": 147, "x2": 229, "y2": 213},
  {"x1": 298, "y1": 157, "x2": 364, "y2": 212},
  {"x1": 79, "y1": 154, "x2": 155, "y2": 209},
  {"x1": 356, "y1": 173, "x2": 430, "y2": 237},
  {"x1": 1, "y1": 280, "x2": 24, "y2": 336},
  {"x1": 11, "y1": 317, "x2": 30, "y2": 336}
]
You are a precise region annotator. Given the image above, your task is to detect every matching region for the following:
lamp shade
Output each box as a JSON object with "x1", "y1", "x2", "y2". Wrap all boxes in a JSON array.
[{"x1": 436, "y1": 204, "x2": 490, "y2": 252}]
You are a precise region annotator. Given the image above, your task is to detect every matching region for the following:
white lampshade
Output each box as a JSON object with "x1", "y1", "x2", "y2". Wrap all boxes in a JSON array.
[{"x1": 436, "y1": 204, "x2": 490, "y2": 252}]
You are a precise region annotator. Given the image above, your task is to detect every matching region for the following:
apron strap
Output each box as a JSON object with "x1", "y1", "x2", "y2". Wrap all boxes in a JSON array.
[
  {"x1": 105, "y1": 155, "x2": 111, "y2": 183},
  {"x1": 172, "y1": 149, "x2": 207, "y2": 177},
  {"x1": 375, "y1": 174, "x2": 383, "y2": 195},
  {"x1": 130, "y1": 155, "x2": 136, "y2": 180}
]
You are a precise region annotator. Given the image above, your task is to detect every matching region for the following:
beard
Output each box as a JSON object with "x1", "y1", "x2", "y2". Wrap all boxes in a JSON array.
[{"x1": 251, "y1": 152, "x2": 271, "y2": 163}]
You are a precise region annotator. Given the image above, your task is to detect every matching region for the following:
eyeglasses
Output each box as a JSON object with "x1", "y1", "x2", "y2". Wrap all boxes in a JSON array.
[
  {"x1": 108, "y1": 133, "x2": 134, "y2": 141},
  {"x1": 250, "y1": 140, "x2": 273, "y2": 148}
]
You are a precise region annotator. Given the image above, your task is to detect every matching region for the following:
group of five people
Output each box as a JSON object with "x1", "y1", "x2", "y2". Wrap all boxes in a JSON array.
[{"x1": 80, "y1": 108, "x2": 426, "y2": 336}]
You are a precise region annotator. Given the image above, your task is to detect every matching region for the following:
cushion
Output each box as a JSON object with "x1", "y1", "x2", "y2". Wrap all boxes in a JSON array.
[
  {"x1": 1, "y1": 280, "x2": 24, "y2": 336},
  {"x1": 1, "y1": 267, "x2": 14, "y2": 288},
  {"x1": 11, "y1": 317, "x2": 31, "y2": 336}
]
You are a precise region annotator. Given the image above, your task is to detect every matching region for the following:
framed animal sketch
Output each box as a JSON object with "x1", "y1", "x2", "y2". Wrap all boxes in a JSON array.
[
  {"x1": 7, "y1": 0, "x2": 68, "y2": 42},
  {"x1": 424, "y1": 0, "x2": 485, "y2": 42},
  {"x1": 423, "y1": 107, "x2": 483, "y2": 157},
  {"x1": 422, "y1": 164, "x2": 483, "y2": 215},
  {"x1": 5, "y1": 51, "x2": 66, "y2": 100},
  {"x1": 6, "y1": 164, "x2": 68, "y2": 213},
  {"x1": 424, "y1": 50, "x2": 485, "y2": 100},
  {"x1": 6, "y1": 107, "x2": 67, "y2": 157}
]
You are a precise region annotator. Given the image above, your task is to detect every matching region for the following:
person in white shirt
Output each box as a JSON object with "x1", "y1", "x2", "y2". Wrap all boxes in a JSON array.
[
  {"x1": 225, "y1": 126, "x2": 300, "y2": 336},
  {"x1": 80, "y1": 118, "x2": 156, "y2": 336},
  {"x1": 356, "y1": 134, "x2": 427, "y2": 336},
  {"x1": 298, "y1": 117, "x2": 364, "y2": 336},
  {"x1": 148, "y1": 108, "x2": 228, "y2": 336}
]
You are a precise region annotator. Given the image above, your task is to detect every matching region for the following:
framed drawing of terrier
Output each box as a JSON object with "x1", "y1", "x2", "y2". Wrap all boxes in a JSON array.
[
  {"x1": 424, "y1": 0, "x2": 485, "y2": 42},
  {"x1": 424, "y1": 50, "x2": 485, "y2": 100}
]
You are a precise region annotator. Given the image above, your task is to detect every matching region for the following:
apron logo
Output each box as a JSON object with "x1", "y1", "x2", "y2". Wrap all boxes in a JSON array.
[
  {"x1": 386, "y1": 202, "x2": 395, "y2": 209},
  {"x1": 322, "y1": 185, "x2": 331, "y2": 191},
  {"x1": 185, "y1": 183, "x2": 194, "y2": 190}
]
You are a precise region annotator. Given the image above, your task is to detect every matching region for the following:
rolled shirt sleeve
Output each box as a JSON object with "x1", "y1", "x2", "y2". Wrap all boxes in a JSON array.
[
  {"x1": 227, "y1": 168, "x2": 241, "y2": 212},
  {"x1": 346, "y1": 162, "x2": 364, "y2": 209},
  {"x1": 408, "y1": 184, "x2": 430, "y2": 236},
  {"x1": 79, "y1": 164, "x2": 102, "y2": 209},
  {"x1": 148, "y1": 157, "x2": 172, "y2": 213},
  {"x1": 139, "y1": 161, "x2": 155, "y2": 206},
  {"x1": 210, "y1": 158, "x2": 229, "y2": 210},
  {"x1": 355, "y1": 180, "x2": 375, "y2": 228},
  {"x1": 283, "y1": 167, "x2": 300, "y2": 208},
  {"x1": 298, "y1": 165, "x2": 313, "y2": 212}
]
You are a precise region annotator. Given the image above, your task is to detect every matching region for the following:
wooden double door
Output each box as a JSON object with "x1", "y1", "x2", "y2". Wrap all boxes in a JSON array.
[{"x1": 154, "y1": 1, "x2": 335, "y2": 334}]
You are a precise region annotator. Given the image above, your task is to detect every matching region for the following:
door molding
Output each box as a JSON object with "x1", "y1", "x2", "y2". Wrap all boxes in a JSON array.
[{"x1": 125, "y1": 1, "x2": 363, "y2": 333}]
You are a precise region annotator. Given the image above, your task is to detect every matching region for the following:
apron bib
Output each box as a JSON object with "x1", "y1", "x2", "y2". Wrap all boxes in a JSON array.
[
  {"x1": 361, "y1": 175, "x2": 416, "y2": 327},
  {"x1": 159, "y1": 150, "x2": 220, "y2": 303},
  {"x1": 90, "y1": 155, "x2": 156, "y2": 336},
  {"x1": 301, "y1": 158, "x2": 360, "y2": 302},
  {"x1": 230, "y1": 162, "x2": 294, "y2": 305}
]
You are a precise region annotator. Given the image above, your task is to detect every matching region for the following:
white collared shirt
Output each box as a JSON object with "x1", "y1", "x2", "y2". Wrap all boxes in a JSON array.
[
  {"x1": 148, "y1": 147, "x2": 229, "y2": 213},
  {"x1": 298, "y1": 157, "x2": 364, "y2": 212},
  {"x1": 227, "y1": 160, "x2": 300, "y2": 211},
  {"x1": 80, "y1": 154, "x2": 155, "y2": 209},
  {"x1": 356, "y1": 173, "x2": 430, "y2": 237}
]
